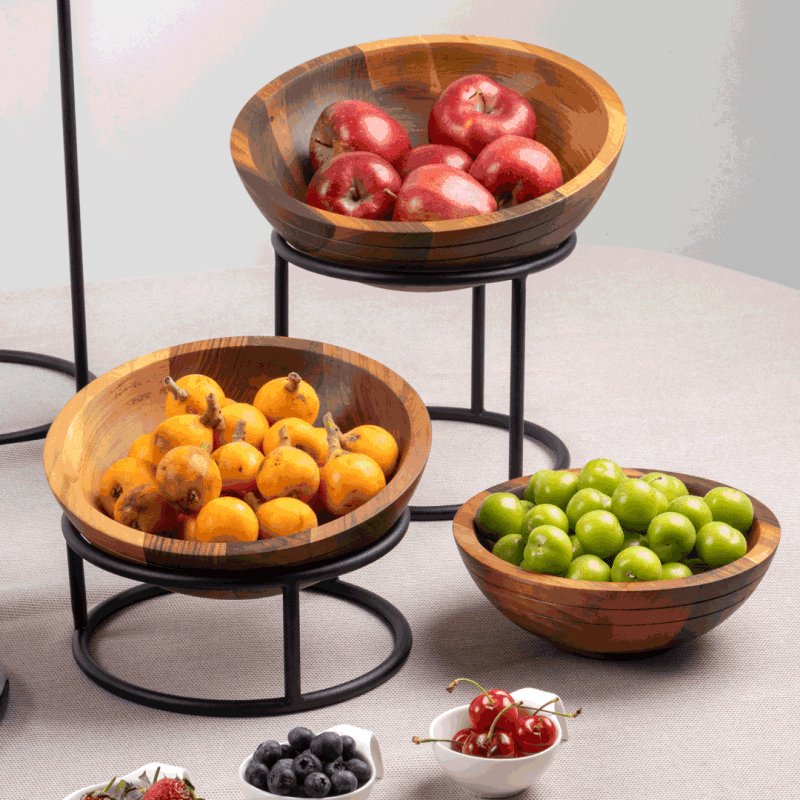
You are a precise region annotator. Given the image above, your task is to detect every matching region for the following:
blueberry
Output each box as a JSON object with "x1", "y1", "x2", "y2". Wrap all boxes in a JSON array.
[
  {"x1": 343, "y1": 758, "x2": 371, "y2": 786},
  {"x1": 293, "y1": 751, "x2": 323, "y2": 781},
  {"x1": 310, "y1": 731, "x2": 343, "y2": 762},
  {"x1": 253, "y1": 739, "x2": 283, "y2": 768},
  {"x1": 303, "y1": 772, "x2": 331, "y2": 799},
  {"x1": 267, "y1": 766, "x2": 297, "y2": 796},
  {"x1": 288, "y1": 726, "x2": 315, "y2": 752},
  {"x1": 244, "y1": 759, "x2": 271, "y2": 791},
  {"x1": 340, "y1": 735, "x2": 357, "y2": 762},
  {"x1": 281, "y1": 743, "x2": 296, "y2": 760},
  {"x1": 330, "y1": 770, "x2": 358, "y2": 796},
  {"x1": 322, "y1": 759, "x2": 345, "y2": 778},
  {"x1": 290, "y1": 787, "x2": 308, "y2": 798},
  {"x1": 273, "y1": 758, "x2": 295, "y2": 773}
]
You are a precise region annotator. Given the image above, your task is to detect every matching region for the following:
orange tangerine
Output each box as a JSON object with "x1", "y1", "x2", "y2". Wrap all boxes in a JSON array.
[
  {"x1": 152, "y1": 393, "x2": 224, "y2": 463},
  {"x1": 212, "y1": 423, "x2": 264, "y2": 494},
  {"x1": 256, "y1": 425, "x2": 320, "y2": 503},
  {"x1": 218, "y1": 402, "x2": 268, "y2": 449},
  {"x1": 98, "y1": 457, "x2": 157, "y2": 517},
  {"x1": 253, "y1": 372, "x2": 320, "y2": 425},
  {"x1": 255, "y1": 497, "x2": 317, "y2": 539},
  {"x1": 320, "y1": 414, "x2": 385, "y2": 516},
  {"x1": 164, "y1": 374, "x2": 225, "y2": 417},
  {"x1": 262, "y1": 417, "x2": 328, "y2": 467},
  {"x1": 190, "y1": 496, "x2": 259, "y2": 543},
  {"x1": 340, "y1": 424, "x2": 399, "y2": 479}
]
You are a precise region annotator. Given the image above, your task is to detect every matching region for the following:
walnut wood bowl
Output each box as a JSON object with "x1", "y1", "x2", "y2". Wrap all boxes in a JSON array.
[
  {"x1": 230, "y1": 35, "x2": 625, "y2": 274},
  {"x1": 453, "y1": 469, "x2": 780, "y2": 658},
  {"x1": 43, "y1": 337, "x2": 431, "y2": 586}
]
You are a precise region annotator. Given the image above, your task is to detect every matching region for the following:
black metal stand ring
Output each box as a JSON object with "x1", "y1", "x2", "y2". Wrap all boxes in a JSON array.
[
  {"x1": 62, "y1": 509, "x2": 412, "y2": 717},
  {"x1": 0, "y1": 350, "x2": 95, "y2": 445}
]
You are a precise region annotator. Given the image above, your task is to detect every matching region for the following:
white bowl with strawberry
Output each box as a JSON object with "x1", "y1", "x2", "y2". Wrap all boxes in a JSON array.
[
  {"x1": 418, "y1": 681, "x2": 578, "y2": 798},
  {"x1": 63, "y1": 763, "x2": 198, "y2": 800}
]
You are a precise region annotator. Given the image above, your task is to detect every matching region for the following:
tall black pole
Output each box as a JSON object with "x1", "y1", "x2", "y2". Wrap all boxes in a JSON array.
[{"x1": 56, "y1": 0, "x2": 90, "y2": 392}]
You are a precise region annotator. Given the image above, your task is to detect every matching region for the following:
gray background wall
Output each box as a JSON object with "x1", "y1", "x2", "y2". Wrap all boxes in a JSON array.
[{"x1": 1, "y1": 0, "x2": 795, "y2": 292}]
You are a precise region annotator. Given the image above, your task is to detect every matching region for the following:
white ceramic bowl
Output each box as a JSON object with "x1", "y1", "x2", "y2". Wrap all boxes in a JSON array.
[
  {"x1": 428, "y1": 687, "x2": 570, "y2": 798},
  {"x1": 239, "y1": 724, "x2": 383, "y2": 800},
  {"x1": 62, "y1": 762, "x2": 190, "y2": 800}
]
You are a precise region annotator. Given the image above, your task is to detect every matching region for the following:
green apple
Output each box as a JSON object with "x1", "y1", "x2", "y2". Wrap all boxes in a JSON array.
[
  {"x1": 574, "y1": 509, "x2": 625, "y2": 560},
  {"x1": 704, "y1": 486, "x2": 754, "y2": 533},
  {"x1": 576, "y1": 458, "x2": 625, "y2": 497},
  {"x1": 695, "y1": 521, "x2": 748, "y2": 568},
  {"x1": 611, "y1": 546, "x2": 663, "y2": 582},
  {"x1": 522, "y1": 503, "x2": 569, "y2": 536},
  {"x1": 622, "y1": 531, "x2": 649, "y2": 549},
  {"x1": 520, "y1": 499, "x2": 535, "y2": 515},
  {"x1": 668, "y1": 495, "x2": 713, "y2": 532},
  {"x1": 565, "y1": 487, "x2": 612, "y2": 531},
  {"x1": 475, "y1": 492, "x2": 526, "y2": 541},
  {"x1": 641, "y1": 472, "x2": 689, "y2": 504},
  {"x1": 533, "y1": 470, "x2": 579, "y2": 511},
  {"x1": 610, "y1": 478, "x2": 669, "y2": 532},
  {"x1": 569, "y1": 534, "x2": 585, "y2": 560},
  {"x1": 565, "y1": 554, "x2": 612, "y2": 582},
  {"x1": 524, "y1": 470, "x2": 553, "y2": 503},
  {"x1": 646, "y1": 511, "x2": 696, "y2": 563},
  {"x1": 659, "y1": 561, "x2": 693, "y2": 580},
  {"x1": 492, "y1": 533, "x2": 524, "y2": 566},
  {"x1": 521, "y1": 524, "x2": 573, "y2": 575}
]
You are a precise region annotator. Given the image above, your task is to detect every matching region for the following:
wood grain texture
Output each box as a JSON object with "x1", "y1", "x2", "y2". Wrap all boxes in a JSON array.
[
  {"x1": 230, "y1": 35, "x2": 625, "y2": 271},
  {"x1": 44, "y1": 337, "x2": 431, "y2": 583},
  {"x1": 452, "y1": 469, "x2": 780, "y2": 657}
]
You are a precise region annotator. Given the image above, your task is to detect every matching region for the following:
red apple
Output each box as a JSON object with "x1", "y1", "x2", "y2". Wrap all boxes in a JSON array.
[
  {"x1": 395, "y1": 144, "x2": 474, "y2": 181},
  {"x1": 309, "y1": 100, "x2": 410, "y2": 172},
  {"x1": 305, "y1": 151, "x2": 401, "y2": 220},
  {"x1": 469, "y1": 135, "x2": 563, "y2": 207},
  {"x1": 392, "y1": 164, "x2": 497, "y2": 222},
  {"x1": 428, "y1": 74, "x2": 536, "y2": 156}
]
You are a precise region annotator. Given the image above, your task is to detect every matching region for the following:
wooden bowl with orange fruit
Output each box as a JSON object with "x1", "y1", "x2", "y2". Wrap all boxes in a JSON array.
[{"x1": 44, "y1": 337, "x2": 431, "y2": 580}]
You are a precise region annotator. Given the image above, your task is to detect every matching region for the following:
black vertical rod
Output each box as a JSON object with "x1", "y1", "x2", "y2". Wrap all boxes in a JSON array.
[
  {"x1": 56, "y1": 0, "x2": 90, "y2": 392},
  {"x1": 509, "y1": 276, "x2": 527, "y2": 479},
  {"x1": 66, "y1": 545, "x2": 88, "y2": 631},
  {"x1": 275, "y1": 252, "x2": 289, "y2": 336},
  {"x1": 471, "y1": 285, "x2": 486, "y2": 414},
  {"x1": 282, "y1": 582, "x2": 302, "y2": 704}
]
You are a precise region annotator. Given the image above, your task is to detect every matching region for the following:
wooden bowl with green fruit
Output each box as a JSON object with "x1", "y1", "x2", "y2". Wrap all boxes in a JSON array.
[
  {"x1": 452, "y1": 464, "x2": 780, "y2": 658},
  {"x1": 230, "y1": 35, "x2": 625, "y2": 276}
]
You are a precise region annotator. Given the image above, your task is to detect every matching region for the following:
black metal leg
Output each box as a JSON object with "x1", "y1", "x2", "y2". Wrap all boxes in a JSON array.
[
  {"x1": 56, "y1": 0, "x2": 90, "y2": 393},
  {"x1": 282, "y1": 582, "x2": 302, "y2": 705},
  {"x1": 275, "y1": 251, "x2": 289, "y2": 337},
  {"x1": 471, "y1": 285, "x2": 486, "y2": 414},
  {"x1": 66, "y1": 544, "x2": 88, "y2": 632},
  {"x1": 509, "y1": 276, "x2": 526, "y2": 480}
]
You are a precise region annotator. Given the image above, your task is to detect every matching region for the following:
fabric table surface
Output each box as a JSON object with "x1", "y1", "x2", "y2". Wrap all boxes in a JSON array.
[{"x1": 1, "y1": 244, "x2": 798, "y2": 800}]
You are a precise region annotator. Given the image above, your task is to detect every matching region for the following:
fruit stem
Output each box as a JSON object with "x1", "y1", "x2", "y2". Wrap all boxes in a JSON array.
[
  {"x1": 446, "y1": 678, "x2": 493, "y2": 704},
  {"x1": 232, "y1": 418, "x2": 247, "y2": 443},
  {"x1": 412, "y1": 736, "x2": 463, "y2": 746},
  {"x1": 518, "y1": 698, "x2": 582, "y2": 718},
  {"x1": 278, "y1": 424, "x2": 291, "y2": 448},
  {"x1": 384, "y1": 188, "x2": 398, "y2": 199},
  {"x1": 286, "y1": 372, "x2": 302, "y2": 393},
  {"x1": 468, "y1": 89, "x2": 486, "y2": 114},
  {"x1": 199, "y1": 393, "x2": 224, "y2": 430},
  {"x1": 164, "y1": 376, "x2": 189, "y2": 401},
  {"x1": 486, "y1": 701, "x2": 523, "y2": 745},
  {"x1": 323, "y1": 412, "x2": 344, "y2": 461},
  {"x1": 242, "y1": 491, "x2": 262, "y2": 512}
]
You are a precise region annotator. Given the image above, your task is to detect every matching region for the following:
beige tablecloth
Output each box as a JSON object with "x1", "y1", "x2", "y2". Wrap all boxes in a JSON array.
[{"x1": 1, "y1": 244, "x2": 798, "y2": 799}]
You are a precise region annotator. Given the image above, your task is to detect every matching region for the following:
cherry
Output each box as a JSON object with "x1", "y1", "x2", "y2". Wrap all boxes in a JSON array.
[
  {"x1": 514, "y1": 714, "x2": 558, "y2": 754},
  {"x1": 447, "y1": 678, "x2": 521, "y2": 733},
  {"x1": 474, "y1": 731, "x2": 518, "y2": 759},
  {"x1": 452, "y1": 728, "x2": 474, "y2": 753}
]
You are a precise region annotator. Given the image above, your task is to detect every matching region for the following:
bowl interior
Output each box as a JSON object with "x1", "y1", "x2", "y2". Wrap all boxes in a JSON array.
[
  {"x1": 45, "y1": 337, "x2": 431, "y2": 572},
  {"x1": 253, "y1": 39, "x2": 610, "y2": 205}
]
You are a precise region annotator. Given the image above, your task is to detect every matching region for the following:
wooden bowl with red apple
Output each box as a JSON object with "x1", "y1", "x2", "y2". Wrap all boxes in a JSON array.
[{"x1": 230, "y1": 35, "x2": 625, "y2": 276}]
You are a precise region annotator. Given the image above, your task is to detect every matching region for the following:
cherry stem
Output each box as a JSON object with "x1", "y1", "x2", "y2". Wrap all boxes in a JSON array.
[
  {"x1": 446, "y1": 678, "x2": 493, "y2": 704},
  {"x1": 164, "y1": 376, "x2": 189, "y2": 402},
  {"x1": 519, "y1": 698, "x2": 582, "y2": 718},
  {"x1": 411, "y1": 736, "x2": 463, "y2": 746},
  {"x1": 486, "y1": 701, "x2": 523, "y2": 745}
]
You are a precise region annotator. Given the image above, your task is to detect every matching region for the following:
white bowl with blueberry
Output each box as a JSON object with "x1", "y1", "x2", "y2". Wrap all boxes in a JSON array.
[{"x1": 239, "y1": 724, "x2": 383, "y2": 800}]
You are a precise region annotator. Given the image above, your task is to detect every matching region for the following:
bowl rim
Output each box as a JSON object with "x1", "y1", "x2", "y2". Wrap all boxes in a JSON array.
[
  {"x1": 43, "y1": 336, "x2": 431, "y2": 570},
  {"x1": 230, "y1": 34, "x2": 626, "y2": 238},
  {"x1": 453, "y1": 467, "x2": 781, "y2": 599}
]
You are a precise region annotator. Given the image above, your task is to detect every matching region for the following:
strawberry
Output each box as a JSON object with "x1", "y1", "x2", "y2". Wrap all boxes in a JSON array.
[{"x1": 141, "y1": 777, "x2": 201, "y2": 800}]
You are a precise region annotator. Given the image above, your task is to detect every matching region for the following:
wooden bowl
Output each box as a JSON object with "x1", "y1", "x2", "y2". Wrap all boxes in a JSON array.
[
  {"x1": 44, "y1": 337, "x2": 431, "y2": 585},
  {"x1": 230, "y1": 35, "x2": 625, "y2": 273},
  {"x1": 453, "y1": 469, "x2": 780, "y2": 658}
]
